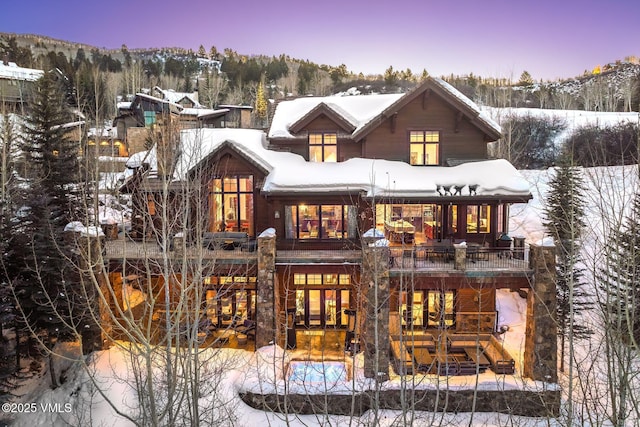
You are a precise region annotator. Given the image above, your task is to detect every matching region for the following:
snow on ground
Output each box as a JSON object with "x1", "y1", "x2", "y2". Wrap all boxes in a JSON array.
[
  {"x1": 483, "y1": 106, "x2": 639, "y2": 147},
  {"x1": 7, "y1": 287, "x2": 546, "y2": 427},
  {"x1": 11, "y1": 163, "x2": 637, "y2": 426}
]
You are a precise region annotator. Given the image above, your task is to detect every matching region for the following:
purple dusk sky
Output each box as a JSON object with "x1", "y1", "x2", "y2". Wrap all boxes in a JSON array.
[{"x1": 2, "y1": 0, "x2": 639, "y2": 81}]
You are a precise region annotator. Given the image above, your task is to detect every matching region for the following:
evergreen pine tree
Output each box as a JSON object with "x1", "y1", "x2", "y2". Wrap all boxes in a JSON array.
[
  {"x1": 543, "y1": 153, "x2": 592, "y2": 371},
  {"x1": 599, "y1": 192, "x2": 640, "y2": 348},
  {"x1": 15, "y1": 71, "x2": 86, "y2": 377}
]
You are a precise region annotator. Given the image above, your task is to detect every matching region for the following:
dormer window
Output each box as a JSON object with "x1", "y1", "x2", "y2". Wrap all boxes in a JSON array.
[
  {"x1": 309, "y1": 132, "x2": 337, "y2": 162},
  {"x1": 409, "y1": 130, "x2": 439, "y2": 165}
]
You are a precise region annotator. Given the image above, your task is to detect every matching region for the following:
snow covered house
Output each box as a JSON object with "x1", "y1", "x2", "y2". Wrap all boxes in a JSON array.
[
  {"x1": 0, "y1": 61, "x2": 44, "y2": 111},
  {"x1": 113, "y1": 92, "x2": 247, "y2": 156},
  {"x1": 106, "y1": 77, "x2": 556, "y2": 384}
]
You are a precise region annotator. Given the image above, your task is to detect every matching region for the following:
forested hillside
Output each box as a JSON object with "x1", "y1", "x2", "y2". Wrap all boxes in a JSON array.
[{"x1": 3, "y1": 32, "x2": 639, "y2": 128}]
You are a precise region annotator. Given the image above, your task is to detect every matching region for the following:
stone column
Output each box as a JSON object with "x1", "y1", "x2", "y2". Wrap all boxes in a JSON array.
[
  {"x1": 523, "y1": 244, "x2": 557, "y2": 382},
  {"x1": 361, "y1": 246, "x2": 390, "y2": 381},
  {"x1": 75, "y1": 232, "x2": 110, "y2": 354},
  {"x1": 454, "y1": 245, "x2": 466, "y2": 271},
  {"x1": 256, "y1": 231, "x2": 277, "y2": 349}
]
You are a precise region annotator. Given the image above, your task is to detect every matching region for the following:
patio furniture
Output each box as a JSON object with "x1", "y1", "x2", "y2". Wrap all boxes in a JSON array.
[
  {"x1": 236, "y1": 333, "x2": 248, "y2": 345},
  {"x1": 479, "y1": 336, "x2": 516, "y2": 374},
  {"x1": 385, "y1": 220, "x2": 415, "y2": 243},
  {"x1": 202, "y1": 231, "x2": 249, "y2": 250},
  {"x1": 235, "y1": 319, "x2": 256, "y2": 339},
  {"x1": 464, "y1": 347, "x2": 491, "y2": 372},
  {"x1": 496, "y1": 233, "x2": 513, "y2": 259},
  {"x1": 412, "y1": 347, "x2": 434, "y2": 372}
]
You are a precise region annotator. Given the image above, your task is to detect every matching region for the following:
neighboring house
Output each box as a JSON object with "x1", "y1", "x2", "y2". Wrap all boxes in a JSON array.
[
  {"x1": 218, "y1": 104, "x2": 253, "y2": 128},
  {"x1": 113, "y1": 92, "x2": 251, "y2": 157},
  {"x1": 87, "y1": 125, "x2": 127, "y2": 157},
  {"x1": 0, "y1": 61, "x2": 44, "y2": 112},
  {"x1": 105, "y1": 77, "x2": 556, "y2": 388},
  {"x1": 152, "y1": 86, "x2": 201, "y2": 108}
]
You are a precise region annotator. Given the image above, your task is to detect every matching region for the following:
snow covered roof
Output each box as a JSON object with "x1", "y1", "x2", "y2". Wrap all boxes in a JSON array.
[
  {"x1": 135, "y1": 93, "x2": 184, "y2": 111},
  {"x1": 180, "y1": 107, "x2": 229, "y2": 118},
  {"x1": 154, "y1": 87, "x2": 201, "y2": 107},
  {"x1": 428, "y1": 78, "x2": 501, "y2": 137},
  {"x1": 268, "y1": 77, "x2": 502, "y2": 141},
  {"x1": 0, "y1": 62, "x2": 44, "y2": 81},
  {"x1": 262, "y1": 156, "x2": 530, "y2": 198},
  {"x1": 117, "y1": 101, "x2": 132, "y2": 111},
  {"x1": 140, "y1": 128, "x2": 530, "y2": 199},
  {"x1": 269, "y1": 93, "x2": 402, "y2": 139}
]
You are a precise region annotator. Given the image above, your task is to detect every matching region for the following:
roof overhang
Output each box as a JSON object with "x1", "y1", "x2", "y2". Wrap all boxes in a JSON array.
[{"x1": 289, "y1": 102, "x2": 357, "y2": 134}]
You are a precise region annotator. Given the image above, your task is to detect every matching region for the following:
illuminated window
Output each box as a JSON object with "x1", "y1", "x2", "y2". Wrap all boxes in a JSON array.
[
  {"x1": 208, "y1": 175, "x2": 254, "y2": 234},
  {"x1": 427, "y1": 291, "x2": 455, "y2": 327},
  {"x1": 466, "y1": 205, "x2": 491, "y2": 234},
  {"x1": 309, "y1": 132, "x2": 337, "y2": 162},
  {"x1": 293, "y1": 274, "x2": 352, "y2": 286},
  {"x1": 409, "y1": 130, "x2": 439, "y2": 165},
  {"x1": 400, "y1": 291, "x2": 425, "y2": 327},
  {"x1": 285, "y1": 204, "x2": 356, "y2": 239}
]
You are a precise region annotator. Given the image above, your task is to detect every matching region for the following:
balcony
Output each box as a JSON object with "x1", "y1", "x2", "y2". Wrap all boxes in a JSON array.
[
  {"x1": 104, "y1": 238, "x2": 257, "y2": 264},
  {"x1": 276, "y1": 249, "x2": 362, "y2": 265},
  {"x1": 388, "y1": 245, "x2": 532, "y2": 274}
]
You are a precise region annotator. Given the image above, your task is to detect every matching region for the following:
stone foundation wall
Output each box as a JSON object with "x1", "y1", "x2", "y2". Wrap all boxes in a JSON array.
[{"x1": 240, "y1": 388, "x2": 561, "y2": 417}]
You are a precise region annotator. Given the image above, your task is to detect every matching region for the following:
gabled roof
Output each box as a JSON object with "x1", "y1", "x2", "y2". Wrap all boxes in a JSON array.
[
  {"x1": 351, "y1": 77, "x2": 501, "y2": 141},
  {"x1": 289, "y1": 102, "x2": 357, "y2": 134},
  {"x1": 268, "y1": 94, "x2": 402, "y2": 139},
  {"x1": 268, "y1": 77, "x2": 502, "y2": 142},
  {"x1": 134, "y1": 93, "x2": 184, "y2": 113},
  {"x1": 153, "y1": 87, "x2": 201, "y2": 107}
]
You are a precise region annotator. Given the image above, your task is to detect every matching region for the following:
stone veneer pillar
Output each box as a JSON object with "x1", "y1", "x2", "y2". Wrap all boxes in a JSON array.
[
  {"x1": 256, "y1": 232, "x2": 278, "y2": 349},
  {"x1": 361, "y1": 246, "x2": 390, "y2": 381},
  {"x1": 73, "y1": 232, "x2": 110, "y2": 354},
  {"x1": 454, "y1": 245, "x2": 466, "y2": 271},
  {"x1": 523, "y1": 244, "x2": 558, "y2": 382}
]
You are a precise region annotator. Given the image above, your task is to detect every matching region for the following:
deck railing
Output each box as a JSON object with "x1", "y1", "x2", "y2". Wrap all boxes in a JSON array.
[
  {"x1": 104, "y1": 238, "x2": 257, "y2": 262},
  {"x1": 389, "y1": 245, "x2": 530, "y2": 272},
  {"x1": 276, "y1": 249, "x2": 362, "y2": 264}
]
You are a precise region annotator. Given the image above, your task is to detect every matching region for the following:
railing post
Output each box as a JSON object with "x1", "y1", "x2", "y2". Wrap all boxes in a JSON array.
[{"x1": 454, "y1": 245, "x2": 466, "y2": 271}]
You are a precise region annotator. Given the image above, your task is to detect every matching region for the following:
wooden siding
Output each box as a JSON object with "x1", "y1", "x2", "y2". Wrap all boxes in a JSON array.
[
  {"x1": 457, "y1": 288, "x2": 496, "y2": 312},
  {"x1": 362, "y1": 92, "x2": 488, "y2": 163},
  {"x1": 199, "y1": 149, "x2": 270, "y2": 236}
]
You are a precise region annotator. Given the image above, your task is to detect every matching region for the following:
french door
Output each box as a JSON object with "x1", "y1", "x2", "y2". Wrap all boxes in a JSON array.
[{"x1": 295, "y1": 289, "x2": 351, "y2": 328}]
